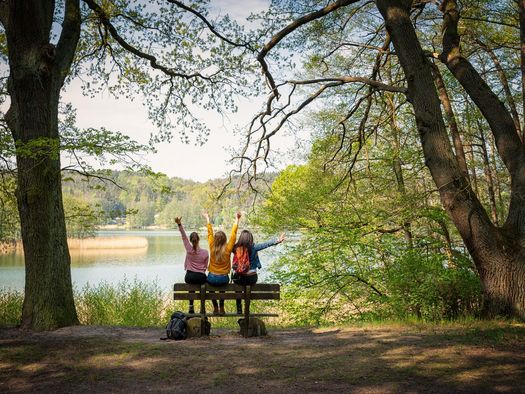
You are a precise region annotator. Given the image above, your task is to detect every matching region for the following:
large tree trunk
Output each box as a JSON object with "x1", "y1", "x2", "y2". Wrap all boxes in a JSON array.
[
  {"x1": 3, "y1": 0, "x2": 80, "y2": 330},
  {"x1": 376, "y1": 0, "x2": 525, "y2": 319}
]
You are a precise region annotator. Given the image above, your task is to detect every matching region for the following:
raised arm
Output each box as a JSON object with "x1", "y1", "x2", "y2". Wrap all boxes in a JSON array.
[
  {"x1": 226, "y1": 211, "x2": 241, "y2": 253},
  {"x1": 254, "y1": 233, "x2": 285, "y2": 252},
  {"x1": 175, "y1": 217, "x2": 192, "y2": 253},
  {"x1": 204, "y1": 212, "x2": 214, "y2": 248}
]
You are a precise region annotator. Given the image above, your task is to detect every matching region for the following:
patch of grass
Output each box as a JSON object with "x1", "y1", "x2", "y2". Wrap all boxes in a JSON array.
[
  {"x1": 0, "y1": 288, "x2": 23, "y2": 327},
  {"x1": 2, "y1": 281, "x2": 524, "y2": 334},
  {"x1": 76, "y1": 278, "x2": 172, "y2": 327}
]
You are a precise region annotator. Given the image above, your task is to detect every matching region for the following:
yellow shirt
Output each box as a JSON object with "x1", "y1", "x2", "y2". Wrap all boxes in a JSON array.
[{"x1": 207, "y1": 223, "x2": 238, "y2": 275}]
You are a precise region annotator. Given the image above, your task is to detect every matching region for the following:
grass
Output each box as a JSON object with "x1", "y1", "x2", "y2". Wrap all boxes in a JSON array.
[
  {"x1": 0, "y1": 280, "x2": 523, "y2": 332},
  {"x1": 0, "y1": 279, "x2": 283, "y2": 329},
  {"x1": 0, "y1": 288, "x2": 23, "y2": 327}
]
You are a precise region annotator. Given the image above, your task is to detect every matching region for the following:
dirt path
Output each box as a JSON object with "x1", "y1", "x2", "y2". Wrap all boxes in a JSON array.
[{"x1": 1, "y1": 323, "x2": 524, "y2": 393}]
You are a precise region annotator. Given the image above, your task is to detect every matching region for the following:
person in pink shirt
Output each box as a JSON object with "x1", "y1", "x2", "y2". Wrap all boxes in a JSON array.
[{"x1": 175, "y1": 217, "x2": 209, "y2": 314}]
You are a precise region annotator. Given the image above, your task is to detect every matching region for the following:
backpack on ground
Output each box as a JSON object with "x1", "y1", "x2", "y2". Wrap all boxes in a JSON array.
[
  {"x1": 232, "y1": 246, "x2": 250, "y2": 274},
  {"x1": 162, "y1": 311, "x2": 187, "y2": 340}
]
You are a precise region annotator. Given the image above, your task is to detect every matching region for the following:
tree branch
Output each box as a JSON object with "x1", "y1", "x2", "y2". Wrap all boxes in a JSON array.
[
  {"x1": 461, "y1": 15, "x2": 519, "y2": 30},
  {"x1": 439, "y1": 0, "x2": 524, "y2": 178},
  {"x1": 55, "y1": 0, "x2": 81, "y2": 84},
  {"x1": 257, "y1": 0, "x2": 361, "y2": 97},
  {"x1": 166, "y1": 0, "x2": 254, "y2": 50},
  {"x1": 83, "y1": 0, "x2": 212, "y2": 81},
  {"x1": 475, "y1": 39, "x2": 522, "y2": 138},
  {"x1": 288, "y1": 77, "x2": 407, "y2": 93}
]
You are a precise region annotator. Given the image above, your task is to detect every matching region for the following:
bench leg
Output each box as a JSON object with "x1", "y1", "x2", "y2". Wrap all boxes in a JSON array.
[
  {"x1": 200, "y1": 284, "x2": 206, "y2": 335},
  {"x1": 243, "y1": 285, "x2": 251, "y2": 337}
]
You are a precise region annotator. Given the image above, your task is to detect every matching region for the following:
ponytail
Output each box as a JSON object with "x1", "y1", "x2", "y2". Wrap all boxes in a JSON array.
[{"x1": 189, "y1": 232, "x2": 199, "y2": 252}]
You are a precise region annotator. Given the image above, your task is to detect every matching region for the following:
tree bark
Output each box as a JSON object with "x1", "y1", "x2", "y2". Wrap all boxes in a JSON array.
[
  {"x1": 431, "y1": 63, "x2": 469, "y2": 179},
  {"x1": 519, "y1": 0, "x2": 525, "y2": 139},
  {"x1": 439, "y1": 0, "x2": 525, "y2": 244},
  {"x1": 3, "y1": 0, "x2": 80, "y2": 330},
  {"x1": 376, "y1": 0, "x2": 525, "y2": 319}
]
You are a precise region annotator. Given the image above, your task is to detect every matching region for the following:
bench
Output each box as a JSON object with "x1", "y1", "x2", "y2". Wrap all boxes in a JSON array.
[{"x1": 173, "y1": 283, "x2": 280, "y2": 337}]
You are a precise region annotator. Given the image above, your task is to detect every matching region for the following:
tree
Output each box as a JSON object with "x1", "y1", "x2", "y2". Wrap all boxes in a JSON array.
[
  {"x1": 241, "y1": 0, "x2": 525, "y2": 319},
  {"x1": 257, "y1": 117, "x2": 480, "y2": 322},
  {"x1": 0, "y1": 0, "x2": 253, "y2": 330}
]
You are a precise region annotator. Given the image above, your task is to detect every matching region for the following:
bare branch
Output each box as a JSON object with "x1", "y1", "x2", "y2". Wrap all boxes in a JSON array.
[
  {"x1": 461, "y1": 15, "x2": 519, "y2": 30},
  {"x1": 62, "y1": 167, "x2": 124, "y2": 190},
  {"x1": 288, "y1": 77, "x2": 407, "y2": 93},
  {"x1": 257, "y1": 0, "x2": 361, "y2": 97}
]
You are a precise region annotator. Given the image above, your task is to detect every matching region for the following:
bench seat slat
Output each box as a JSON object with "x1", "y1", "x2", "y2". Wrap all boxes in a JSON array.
[
  {"x1": 174, "y1": 292, "x2": 280, "y2": 301},
  {"x1": 173, "y1": 283, "x2": 280, "y2": 292}
]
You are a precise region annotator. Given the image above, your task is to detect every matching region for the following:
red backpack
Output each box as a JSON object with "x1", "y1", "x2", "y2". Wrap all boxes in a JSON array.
[{"x1": 232, "y1": 246, "x2": 250, "y2": 274}]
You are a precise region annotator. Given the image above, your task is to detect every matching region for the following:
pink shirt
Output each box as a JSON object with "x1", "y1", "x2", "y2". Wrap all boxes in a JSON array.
[{"x1": 178, "y1": 224, "x2": 209, "y2": 273}]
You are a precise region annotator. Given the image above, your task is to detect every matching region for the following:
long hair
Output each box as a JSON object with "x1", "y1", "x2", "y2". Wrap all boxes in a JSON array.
[
  {"x1": 234, "y1": 230, "x2": 253, "y2": 254},
  {"x1": 189, "y1": 232, "x2": 199, "y2": 252},
  {"x1": 212, "y1": 230, "x2": 227, "y2": 262}
]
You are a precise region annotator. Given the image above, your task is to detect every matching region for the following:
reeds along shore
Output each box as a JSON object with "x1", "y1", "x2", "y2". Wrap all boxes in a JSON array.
[
  {"x1": 0, "y1": 240, "x2": 18, "y2": 255},
  {"x1": 67, "y1": 236, "x2": 149, "y2": 250},
  {"x1": 0, "y1": 237, "x2": 149, "y2": 255}
]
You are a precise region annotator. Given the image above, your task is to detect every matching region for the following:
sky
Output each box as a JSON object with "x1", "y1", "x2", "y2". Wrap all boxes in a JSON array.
[{"x1": 61, "y1": 0, "x2": 301, "y2": 183}]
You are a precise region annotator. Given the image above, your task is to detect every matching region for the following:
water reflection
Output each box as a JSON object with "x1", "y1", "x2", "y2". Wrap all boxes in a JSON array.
[{"x1": 0, "y1": 230, "x2": 188, "y2": 291}]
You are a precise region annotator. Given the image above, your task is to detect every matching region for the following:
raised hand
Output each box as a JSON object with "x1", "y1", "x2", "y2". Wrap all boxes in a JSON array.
[
  {"x1": 203, "y1": 211, "x2": 210, "y2": 223},
  {"x1": 174, "y1": 217, "x2": 182, "y2": 225}
]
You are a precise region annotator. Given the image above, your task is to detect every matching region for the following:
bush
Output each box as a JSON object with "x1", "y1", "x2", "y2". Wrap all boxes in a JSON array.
[
  {"x1": 270, "y1": 236, "x2": 482, "y2": 324},
  {"x1": 383, "y1": 251, "x2": 482, "y2": 320}
]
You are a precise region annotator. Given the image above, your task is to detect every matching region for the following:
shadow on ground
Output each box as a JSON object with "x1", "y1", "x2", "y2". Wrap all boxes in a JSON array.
[{"x1": 1, "y1": 323, "x2": 524, "y2": 393}]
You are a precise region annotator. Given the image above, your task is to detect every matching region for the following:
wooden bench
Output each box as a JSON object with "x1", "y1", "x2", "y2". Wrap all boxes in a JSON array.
[{"x1": 173, "y1": 283, "x2": 280, "y2": 337}]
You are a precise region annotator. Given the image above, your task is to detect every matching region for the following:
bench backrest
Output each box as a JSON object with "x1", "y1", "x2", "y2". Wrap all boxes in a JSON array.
[{"x1": 173, "y1": 283, "x2": 280, "y2": 300}]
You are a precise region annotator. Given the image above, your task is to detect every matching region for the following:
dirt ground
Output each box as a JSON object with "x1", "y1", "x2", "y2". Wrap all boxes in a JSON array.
[{"x1": 1, "y1": 322, "x2": 524, "y2": 393}]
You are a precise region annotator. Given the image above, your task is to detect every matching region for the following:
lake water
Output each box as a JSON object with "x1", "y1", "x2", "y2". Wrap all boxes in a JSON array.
[{"x1": 0, "y1": 230, "x2": 280, "y2": 292}]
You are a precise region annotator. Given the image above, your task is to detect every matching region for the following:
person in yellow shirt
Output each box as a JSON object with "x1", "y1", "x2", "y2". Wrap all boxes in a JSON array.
[{"x1": 203, "y1": 211, "x2": 241, "y2": 314}]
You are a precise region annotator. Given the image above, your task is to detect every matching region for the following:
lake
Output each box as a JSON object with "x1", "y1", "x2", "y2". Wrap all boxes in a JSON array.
[{"x1": 0, "y1": 230, "x2": 280, "y2": 292}]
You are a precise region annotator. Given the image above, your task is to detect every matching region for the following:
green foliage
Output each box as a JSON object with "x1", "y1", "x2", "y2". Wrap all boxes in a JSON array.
[
  {"x1": 76, "y1": 278, "x2": 169, "y2": 327},
  {"x1": 0, "y1": 288, "x2": 23, "y2": 327},
  {"x1": 73, "y1": 0, "x2": 259, "y2": 144},
  {"x1": 63, "y1": 194, "x2": 100, "y2": 238},
  {"x1": 259, "y1": 126, "x2": 482, "y2": 323},
  {"x1": 382, "y1": 252, "x2": 482, "y2": 321}
]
